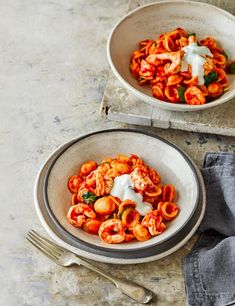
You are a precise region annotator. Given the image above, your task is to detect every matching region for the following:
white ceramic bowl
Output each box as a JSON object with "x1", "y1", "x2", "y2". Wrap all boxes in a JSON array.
[
  {"x1": 42, "y1": 129, "x2": 200, "y2": 251},
  {"x1": 107, "y1": 1, "x2": 235, "y2": 111}
]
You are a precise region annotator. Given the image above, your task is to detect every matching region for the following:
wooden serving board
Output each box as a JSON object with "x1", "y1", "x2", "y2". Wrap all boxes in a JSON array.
[{"x1": 100, "y1": 0, "x2": 235, "y2": 137}]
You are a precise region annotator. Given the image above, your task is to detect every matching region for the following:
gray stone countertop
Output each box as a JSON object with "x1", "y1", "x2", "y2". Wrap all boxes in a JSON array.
[{"x1": 0, "y1": 1, "x2": 235, "y2": 306}]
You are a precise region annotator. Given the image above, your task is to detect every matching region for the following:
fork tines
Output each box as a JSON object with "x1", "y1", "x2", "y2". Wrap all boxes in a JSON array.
[{"x1": 26, "y1": 230, "x2": 64, "y2": 264}]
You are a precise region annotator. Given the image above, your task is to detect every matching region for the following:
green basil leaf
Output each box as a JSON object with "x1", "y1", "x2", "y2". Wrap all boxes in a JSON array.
[
  {"x1": 204, "y1": 71, "x2": 218, "y2": 86},
  {"x1": 82, "y1": 191, "x2": 97, "y2": 204},
  {"x1": 228, "y1": 62, "x2": 235, "y2": 74},
  {"x1": 177, "y1": 86, "x2": 186, "y2": 102},
  {"x1": 117, "y1": 205, "x2": 133, "y2": 219},
  {"x1": 222, "y1": 50, "x2": 228, "y2": 60},
  {"x1": 188, "y1": 33, "x2": 196, "y2": 37},
  {"x1": 117, "y1": 212, "x2": 123, "y2": 219}
]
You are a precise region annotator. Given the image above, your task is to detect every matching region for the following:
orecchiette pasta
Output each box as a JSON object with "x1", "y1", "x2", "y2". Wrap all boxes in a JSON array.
[{"x1": 66, "y1": 154, "x2": 180, "y2": 244}]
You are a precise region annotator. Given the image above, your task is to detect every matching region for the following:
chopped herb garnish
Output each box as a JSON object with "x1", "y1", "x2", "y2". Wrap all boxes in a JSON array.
[
  {"x1": 228, "y1": 62, "x2": 235, "y2": 74},
  {"x1": 188, "y1": 33, "x2": 196, "y2": 37},
  {"x1": 117, "y1": 212, "x2": 123, "y2": 219},
  {"x1": 188, "y1": 33, "x2": 199, "y2": 45},
  {"x1": 222, "y1": 50, "x2": 228, "y2": 59},
  {"x1": 117, "y1": 205, "x2": 133, "y2": 219},
  {"x1": 82, "y1": 191, "x2": 98, "y2": 204},
  {"x1": 204, "y1": 71, "x2": 218, "y2": 86},
  {"x1": 177, "y1": 85, "x2": 186, "y2": 102}
]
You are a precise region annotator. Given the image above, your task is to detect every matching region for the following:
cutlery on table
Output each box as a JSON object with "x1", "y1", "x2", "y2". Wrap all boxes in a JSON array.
[{"x1": 26, "y1": 230, "x2": 154, "y2": 304}]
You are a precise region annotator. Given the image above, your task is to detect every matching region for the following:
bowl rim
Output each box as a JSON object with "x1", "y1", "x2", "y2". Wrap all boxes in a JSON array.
[
  {"x1": 42, "y1": 128, "x2": 200, "y2": 252},
  {"x1": 33, "y1": 129, "x2": 206, "y2": 263},
  {"x1": 34, "y1": 149, "x2": 205, "y2": 263},
  {"x1": 34, "y1": 139, "x2": 206, "y2": 263},
  {"x1": 107, "y1": 0, "x2": 235, "y2": 111}
]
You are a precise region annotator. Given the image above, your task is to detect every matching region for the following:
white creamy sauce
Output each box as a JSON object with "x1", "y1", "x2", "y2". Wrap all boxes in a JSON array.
[
  {"x1": 181, "y1": 43, "x2": 213, "y2": 85},
  {"x1": 110, "y1": 174, "x2": 153, "y2": 216}
]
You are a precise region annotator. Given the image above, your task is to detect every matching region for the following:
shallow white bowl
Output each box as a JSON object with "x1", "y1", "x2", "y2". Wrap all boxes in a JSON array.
[
  {"x1": 43, "y1": 129, "x2": 200, "y2": 251},
  {"x1": 107, "y1": 1, "x2": 235, "y2": 111}
]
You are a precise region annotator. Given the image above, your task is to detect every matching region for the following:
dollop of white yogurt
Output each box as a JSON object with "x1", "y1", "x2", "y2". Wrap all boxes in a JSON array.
[
  {"x1": 110, "y1": 174, "x2": 153, "y2": 216},
  {"x1": 181, "y1": 42, "x2": 213, "y2": 85}
]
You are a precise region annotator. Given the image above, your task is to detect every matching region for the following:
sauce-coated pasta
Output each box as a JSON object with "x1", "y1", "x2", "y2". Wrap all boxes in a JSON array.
[
  {"x1": 130, "y1": 28, "x2": 234, "y2": 105},
  {"x1": 66, "y1": 154, "x2": 180, "y2": 244}
]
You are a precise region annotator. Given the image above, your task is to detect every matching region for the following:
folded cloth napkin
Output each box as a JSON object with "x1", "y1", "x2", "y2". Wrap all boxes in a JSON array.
[{"x1": 184, "y1": 152, "x2": 235, "y2": 306}]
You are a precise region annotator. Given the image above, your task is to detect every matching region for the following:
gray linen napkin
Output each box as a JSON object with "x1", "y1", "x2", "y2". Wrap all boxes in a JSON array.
[{"x1": 184, "y1": 152, "x2": 235, "y2": 306}]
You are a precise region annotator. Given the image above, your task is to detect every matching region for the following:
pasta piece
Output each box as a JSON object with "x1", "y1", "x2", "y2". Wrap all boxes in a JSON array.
[
  {"x1": 71, "y1": 193, "x2": 80, "y2": 205},
  {"x1": 152, "y1": 84, "x2": 165, "y2": 100},
  {"x1": 85, "y1": 170, "x2": 96, "y2": 187},
  {"x1": 145, "y1": 185, "x2": 162, "y2": 197},
  {"x1": 112, "y1": 162, "x2": 132, "y2": 176},
  {"x1": 148, "y1": 168, "x2": 161, "y2": 185},
  {"x1": 207, "y1": 82, "x2": 223, "y2": 98},
  {"x1": 121, "y1": 208, "x2": 140, "y2": 228},
  {"x1": 79, "y1": 161, "x2": 97, "y2": 177},
  {"x1": 167, "y1": 74, "x2": 183, "y2": 86},
  {"x1": 213, "y1": 53, "x2": 227, "y2": 66},
  {"x1": 94, "y1": 196, "x2": 116, "y2": 215},
  {"x1": 162, "y1": 184, "x2": 175, "y2": 202},
  {"x1": 215, "y1": 68, "x2": 226, "y2": 82},
  {"x1": 165, "y1": 86, "x2": 180, "y2": 103},
  {"x1": 133, "y1": 224, "x2": 151, "y2": 241},
  {"x1": 130, "y1": 60, "x2": 141, "y2": 78},
  {"x1": 183, "y1": 75, "x2": 198, "y2": 86},
  {"x1": 68, "y1": 175, "x2": 83, "y2": 193},
  {"x1": 124, "y1": 232, "x2": 136, "y2": 242},
  {"x1": 118, "y1": 200, "x2": 136, "y2": 218},
  {"x1": 198, "y1": 85, "x2": 208, "y2": 96},
  {"x1": 200, "y1": 37, "x2": 217, "y2": 49},
  {"x1": 157, "y1": 202, "x2": 179, "y2": 221},
  {"x1": 162, "y1": 35, "x2": 175, "y2": 52},
  {"x1": 83, "y1": 219, "x2": 102, "y2": 235},
  {"x1": 184, "y1": 86, "x2": 206, "y2": 105},
  {"x1": 219, "y1": 77, "x2": 229, "y2": 89}
]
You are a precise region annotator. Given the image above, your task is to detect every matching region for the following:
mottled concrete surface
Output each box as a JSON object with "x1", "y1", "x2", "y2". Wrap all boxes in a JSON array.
[{"x1": 0, "y1": 1, "x2": 235, "y2": 306}]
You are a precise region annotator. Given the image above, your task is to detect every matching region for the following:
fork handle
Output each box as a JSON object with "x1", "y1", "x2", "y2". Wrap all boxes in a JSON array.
[{"x1": 74, "y1": 256, "x2": 153, "y2": 304}]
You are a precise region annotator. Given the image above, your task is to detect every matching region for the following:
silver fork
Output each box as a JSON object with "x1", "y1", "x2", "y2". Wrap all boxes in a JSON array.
[{"x1": 26, "y1": 230, "x2": 154, "y2": 304}]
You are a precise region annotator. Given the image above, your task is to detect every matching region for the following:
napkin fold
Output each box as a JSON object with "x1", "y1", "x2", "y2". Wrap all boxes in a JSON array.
[{"x1": 184, "y1": 152, "x2": 235, "y2": 306}]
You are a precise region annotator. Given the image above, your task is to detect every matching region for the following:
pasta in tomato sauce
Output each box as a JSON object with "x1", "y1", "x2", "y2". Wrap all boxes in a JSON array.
[
  {"x1": 66, "y1": 154, "x2": 180, "y2": 244},
  {"x1": 130, "y1": 28, "x2": 235, "y2": 105}
]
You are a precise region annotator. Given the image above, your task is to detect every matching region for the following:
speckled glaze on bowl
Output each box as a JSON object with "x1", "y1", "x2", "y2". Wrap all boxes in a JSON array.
[
  {"x1": 42, "y1": 129, "x2": 199, "y2": 251},
  {"x1": 107, "y1": 1, "x2": 235, "y2": 111}
]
